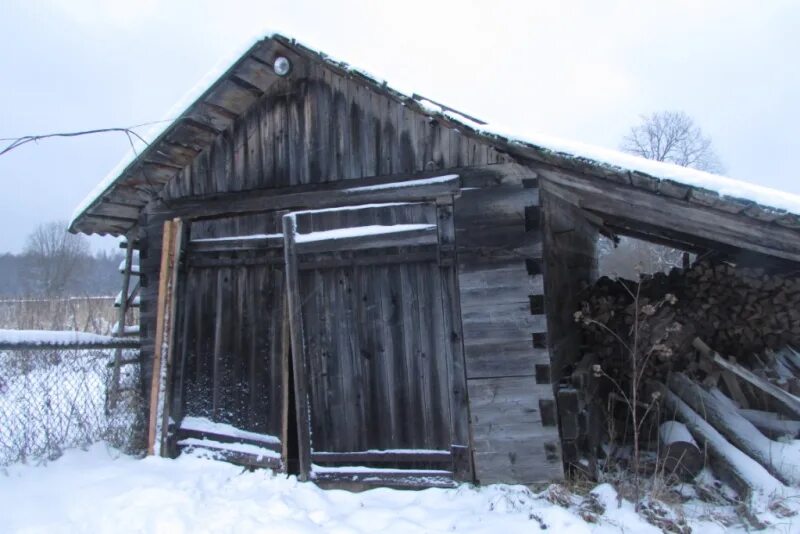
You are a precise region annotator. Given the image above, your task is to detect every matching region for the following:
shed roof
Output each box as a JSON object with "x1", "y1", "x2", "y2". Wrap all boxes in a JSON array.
[{"x1": 69, "y1": 33, "x2": 800, "y2": 239}]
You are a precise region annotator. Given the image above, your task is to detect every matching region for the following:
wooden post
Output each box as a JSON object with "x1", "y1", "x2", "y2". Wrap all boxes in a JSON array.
[
  {"x1": 282, "y1": 213, "x2": 312, "y2": 480},
  {"x1": 108, "y1": 233, "x2": 135, "y2": 411},
  {"x1": 436, "y1": 196, "x2": 474, "y2": 482},
  {"x1": 147, "y1": 218, "x2": 182, "y2": 456}
]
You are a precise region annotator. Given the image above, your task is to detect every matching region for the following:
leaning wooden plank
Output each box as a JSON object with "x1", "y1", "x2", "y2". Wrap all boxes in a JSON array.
[
  {"x1": 668, "y1": 372, "x2": 800, "y2": 487},
  {"x1": 693, "y1": 338, "x2": 800, "y2": 418},
  {"x1": 158, "y1": 219, "x2": 184, "y2": 456},
  {"x1": 282, "y1": 214, "x2": 312, "y2": 480},
  {"x1": 0, "y1": 329, "x2": 140, "y2": 350},
  {"x1": 147, "y1": 219, "x2": 179, "y2": 456},
  {"x1": 660, "y1": 382, "x2": 788, "y2": 508}
]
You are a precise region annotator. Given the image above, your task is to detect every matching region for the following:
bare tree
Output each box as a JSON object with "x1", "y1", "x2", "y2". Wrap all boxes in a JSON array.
[
  {"x1": 22, "y1": 221, "x2": 91, "y2": 297},
  {"x1": 621, "y1": 111, "x2": 724, "y2": 174},
  {"x1": 599, "y1": 111, "x2": 725, "y2": 278}
]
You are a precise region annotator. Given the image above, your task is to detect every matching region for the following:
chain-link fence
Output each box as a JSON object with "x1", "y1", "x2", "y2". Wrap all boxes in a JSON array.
[{"x1": 0, "y1": 347, "x2": 144, "y2": 466}]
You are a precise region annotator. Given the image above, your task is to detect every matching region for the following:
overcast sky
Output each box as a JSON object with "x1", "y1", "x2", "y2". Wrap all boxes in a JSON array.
[{"x1": 1, "y1": 0, "x2": 798, "y2": 253}]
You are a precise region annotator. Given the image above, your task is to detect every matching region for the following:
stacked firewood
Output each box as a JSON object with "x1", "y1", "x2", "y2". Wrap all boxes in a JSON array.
[
  {"x1": 574, "y1": 257, "x2": 800, "y2": 505},
  {"x1": 577, "y1": 259, "x2": 800, "y2": 384}
]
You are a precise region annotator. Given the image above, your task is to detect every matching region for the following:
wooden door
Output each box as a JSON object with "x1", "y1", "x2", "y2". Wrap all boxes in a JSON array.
[
  {"x1": 283, "y1": 202, "x2": 472, "y2": 486},
  {"x1": 168, "y1": 213, "x2": 288, "y2": 470}
]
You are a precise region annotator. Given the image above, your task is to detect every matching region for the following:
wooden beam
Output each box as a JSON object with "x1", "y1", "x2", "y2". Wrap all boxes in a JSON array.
[
  {"x1": 147, "y1": 173, "x2": 461, "y2": 222},
  {"x1": 540, "y1": 168, "x2": 800, "y2": 262},
  {"x1": 311, "y1": 450, "x2": 451, "y2": 464}
]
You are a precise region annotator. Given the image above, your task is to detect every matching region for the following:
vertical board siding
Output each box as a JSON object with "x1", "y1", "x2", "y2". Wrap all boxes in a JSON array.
[
  {"x1": 289, "y1": 203, "x2": 463, "y2": 468},
  {"x1": 168, "y1": 214, "x2": 286, "y2": 441},
  {"x1": 162, "y1": 64, "x2": 511, "y2": 204},
  {"x1": 455, "y1": 183, "x2": 564, "y2": 484}
]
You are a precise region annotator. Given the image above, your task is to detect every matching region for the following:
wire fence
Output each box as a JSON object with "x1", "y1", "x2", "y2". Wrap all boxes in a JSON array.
[{"x1": 0, "y1": 347, "x2": 144, "y2": 466}]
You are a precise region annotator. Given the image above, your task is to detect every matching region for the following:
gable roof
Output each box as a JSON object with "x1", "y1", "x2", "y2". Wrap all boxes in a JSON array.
[{"x1": 69, "y1": 33, "x2": 800, "y2": 238}]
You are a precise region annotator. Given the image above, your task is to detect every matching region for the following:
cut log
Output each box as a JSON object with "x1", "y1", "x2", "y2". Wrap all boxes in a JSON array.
[
  {"x1": 668, "y1": 372, "x2": 800, "y2": 487},
  {"x1": 660, "y1": 383, "x2": 788, "y2": 504},
  {"x1": 658, "y1": 421, "x2": 703, "y2": 481},
  {"x1": 739, "y1": 409, "x2": 800, "y2": 440},
  {"x1": 693, "y1": 338, "x2": 800, "y2": 418}
]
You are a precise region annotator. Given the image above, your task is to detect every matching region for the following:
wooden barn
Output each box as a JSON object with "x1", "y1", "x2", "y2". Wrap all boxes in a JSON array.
[{"x1": 70, "y1": 34, "x2": 800, "y2": 488}]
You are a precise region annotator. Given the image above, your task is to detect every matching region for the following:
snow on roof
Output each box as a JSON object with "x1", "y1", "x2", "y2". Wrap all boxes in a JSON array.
[
  {"x1": 72, "y1": 32, "x2": 800, "y2": 232},
  {"x1": 69, "y1": 31, "x2": 280, "y2": 228}
]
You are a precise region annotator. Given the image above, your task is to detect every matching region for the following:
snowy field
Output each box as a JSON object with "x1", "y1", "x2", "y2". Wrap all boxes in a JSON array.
[{"x1": 2, "y1": 444, "x2": 799, "y2": 534}]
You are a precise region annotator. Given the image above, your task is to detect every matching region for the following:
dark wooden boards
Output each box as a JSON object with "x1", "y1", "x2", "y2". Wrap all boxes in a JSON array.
[
  {"x1": 167, "y1": 215, "x2": 288, "y2": 464},
  {"x1": 158, "y1": 61, "x2": 509, "y2": 206},
  {"x1": 284, "y1": 202, "x2": 471, "y2": 482}
]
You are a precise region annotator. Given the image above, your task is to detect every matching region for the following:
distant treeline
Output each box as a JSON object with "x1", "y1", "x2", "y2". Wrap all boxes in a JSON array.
[{"x1": 0, "y1": 250, "x2": 122, "y2": 298}]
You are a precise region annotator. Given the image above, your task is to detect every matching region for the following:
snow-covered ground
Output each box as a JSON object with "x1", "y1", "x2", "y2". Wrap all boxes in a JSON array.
[{"x1": 2, "y1": 444, "x2": 799, "y2": 534}]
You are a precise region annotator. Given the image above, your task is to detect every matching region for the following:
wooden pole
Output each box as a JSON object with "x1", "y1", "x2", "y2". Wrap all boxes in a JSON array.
[
  {"x1": 109, "y1": 233, "x2": 135, "y2": 411},
  {"x1": 158, "y1": 219, "x2": 184, "y2": 455},
  {"x1": 147, "y1": 219, "x2": 180, "y2": 456}
]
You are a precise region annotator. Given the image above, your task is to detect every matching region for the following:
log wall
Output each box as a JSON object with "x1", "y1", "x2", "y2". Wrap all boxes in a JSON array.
[{"x1": 455, "y1": 167, "x2": 563, "y2": 483}]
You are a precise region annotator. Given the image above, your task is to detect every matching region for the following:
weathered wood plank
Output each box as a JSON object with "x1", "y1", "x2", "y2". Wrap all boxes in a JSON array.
[{"x1": 540, "y1": 167, "x2": 800, "y2": 262}]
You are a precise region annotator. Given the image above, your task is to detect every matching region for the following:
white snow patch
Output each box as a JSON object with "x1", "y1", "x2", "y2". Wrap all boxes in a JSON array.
[
  {"x1": 190, "y1": 233, "x2": 283, "y2": 243},
  {"x1": 3, "y1": 445, "x2": 800, "y2": 533},
  {"x1": 180, "y1": 416, "x2": 281, "y2": 445},
  {"x1": 294, "y1": 224, "x2": 435, "y2": 243},
  {"x1": 290, "y1": 202, "x2": 414, "y2": 216},
  {"x1": 178, "y1": 438, "x2": 280, "y2": 459},
  {"x1": 343, "y1": 174, "x2": 458, "y2": 192}
]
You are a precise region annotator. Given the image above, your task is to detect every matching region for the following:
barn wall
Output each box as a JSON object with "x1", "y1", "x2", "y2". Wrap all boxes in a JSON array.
[
  {"x1": 135, "y1": 61, "x2": 568, "y2": 484},
  {"x1": 139, "y1": 63, "x2": 513, "y2": 412}
]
